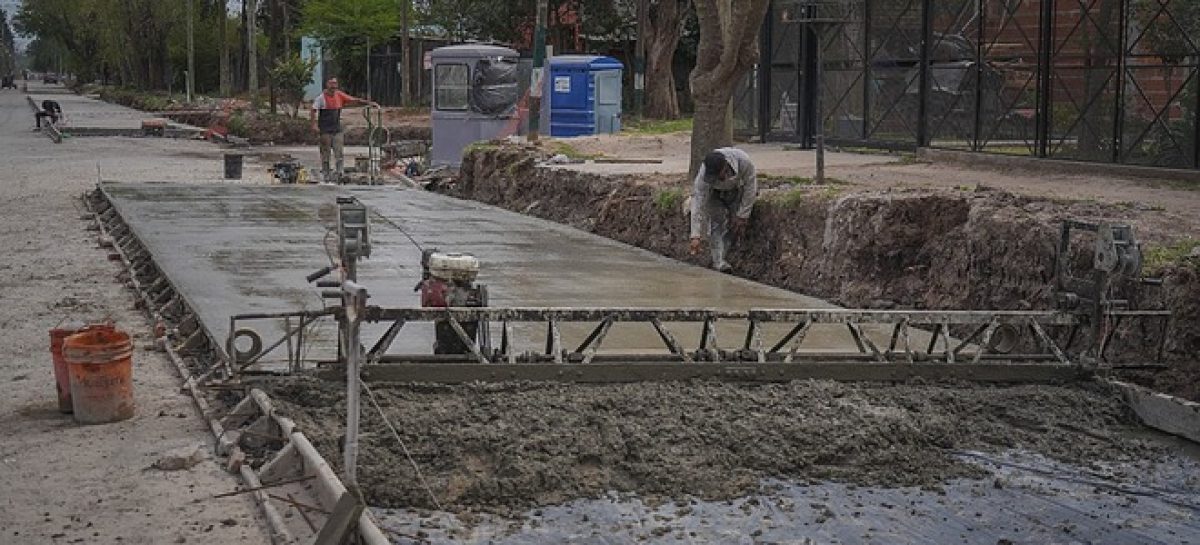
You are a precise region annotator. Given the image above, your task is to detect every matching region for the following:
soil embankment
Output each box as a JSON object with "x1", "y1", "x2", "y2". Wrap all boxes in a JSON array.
[{"x1": 437, "y1": 144, "x2": 1200, "y2": 400}]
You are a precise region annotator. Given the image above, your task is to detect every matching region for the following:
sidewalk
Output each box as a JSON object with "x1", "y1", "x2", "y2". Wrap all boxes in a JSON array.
[{"x1": 0, "y1": 83, "x2": 271, "y2": 544}]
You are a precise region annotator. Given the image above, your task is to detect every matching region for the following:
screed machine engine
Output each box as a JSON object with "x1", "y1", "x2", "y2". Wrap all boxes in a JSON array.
[{"x1": 415, "y1": 250, "x2": 489, "y2": 355}]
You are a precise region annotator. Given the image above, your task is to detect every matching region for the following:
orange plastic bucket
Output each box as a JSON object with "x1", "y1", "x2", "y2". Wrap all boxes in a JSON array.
[
  {"x1": 50, "y1": 328, "x2": 78, "y2": 413},
  {"x1": 49, "y1": 323, "x2": 114, "y2": 414},
  {"x1": 64, "y1": 328, "x2": 135, "y2": 424}
]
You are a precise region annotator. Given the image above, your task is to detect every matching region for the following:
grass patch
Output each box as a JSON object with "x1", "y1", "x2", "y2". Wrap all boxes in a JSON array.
[
  {"x1": 548, "y1": 141, "x2": 603, "y2": 160},
  {"x1": 1143, "y1": 238, "x2": 1200, "y2": 273},
  {"x1": 768, "y1": 184, "x2": 846, "y2": 207},
  {"x1": 623, "y1": 117, "x2": 693, "y2": 135},
  {"x1": 759, "y1": 173, "x2": 848, "y2": 188},
  {"x1": 653, "y1": 188, "x2": 686, "y2": 212}
]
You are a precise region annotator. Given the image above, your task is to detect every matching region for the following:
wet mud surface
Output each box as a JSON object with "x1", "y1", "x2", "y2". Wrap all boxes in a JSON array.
[{"x1": 268, "y1": 378, "x2": 1173, "y2": 516}]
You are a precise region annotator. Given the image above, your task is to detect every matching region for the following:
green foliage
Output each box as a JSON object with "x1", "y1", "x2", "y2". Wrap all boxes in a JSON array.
[
  {"x1": 302, "y1": 0, "x2": 399, "y2": 53},
  {"x1": 625, "y1": 117, "x2": 693, "y2": 135},
  {"x1": 1144, "y1": 238, "x2": 1200, "y2": 273},
  {"x1": 768, "y1": 184, "x2": 845, "y2": 207},
  {"x1": 97, "y1": 86, "x2": 175, "y2": 111},
  {"x1": 270, "y1": 54, "x2": 318, "y2": 116},
  {"x1": 653, "y1": 187, "x2": 685, "y2": 212},
  {"x1": 227, "y1": 111, "x2": 249, "y2": 137}
]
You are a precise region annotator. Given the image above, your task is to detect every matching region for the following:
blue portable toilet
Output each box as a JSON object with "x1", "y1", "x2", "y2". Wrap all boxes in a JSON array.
[{"x1": 544, "y1": 55, "x2": 624, "y2": 137}]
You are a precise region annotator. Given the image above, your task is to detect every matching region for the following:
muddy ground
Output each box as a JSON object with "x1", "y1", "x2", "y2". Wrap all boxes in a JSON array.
[
  {"x1": 269, "y1": 377, "x2": 1173, "y2": 516},
  {"x1": 437, "y1": 144, "x2": 1200, "y2": 401}
]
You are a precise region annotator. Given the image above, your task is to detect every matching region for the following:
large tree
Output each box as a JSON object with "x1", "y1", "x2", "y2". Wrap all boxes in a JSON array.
[
  {"x1": 687, "y1": 0, "x2": 769, "y2": 176},
  {"x1": 642, "y1": 0, "x2": 691, "y2": 119}
]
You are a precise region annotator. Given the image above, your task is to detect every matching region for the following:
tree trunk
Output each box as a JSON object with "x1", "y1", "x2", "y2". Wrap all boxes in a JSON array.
[
  {"x1": 643, "y1": 0, "x2": 688, "y2": 119},
  {"x1": 219, "y1": 0, "x2": 230, "y2": 96},
  {"x1": 247, "y1": 0, "x2": 259, "y2": 107},
  {"x1": 687, "y1": 0, "x2": 771, "y2": 178}
]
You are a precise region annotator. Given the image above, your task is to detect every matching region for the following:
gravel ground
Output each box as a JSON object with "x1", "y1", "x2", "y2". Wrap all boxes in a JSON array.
[{"x1": 0, "y1": 84, "x2": 271, "y2": 544}]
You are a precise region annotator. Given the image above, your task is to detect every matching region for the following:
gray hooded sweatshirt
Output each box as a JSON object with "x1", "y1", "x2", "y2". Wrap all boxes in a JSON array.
[{"x1": 690, "y1": 147, "x2": 758, "y2": 238}]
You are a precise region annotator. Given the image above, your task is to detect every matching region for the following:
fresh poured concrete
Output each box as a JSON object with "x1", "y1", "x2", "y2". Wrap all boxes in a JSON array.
[{"x1": 102, "y1": 182, "x2": 878, "y2": 364}]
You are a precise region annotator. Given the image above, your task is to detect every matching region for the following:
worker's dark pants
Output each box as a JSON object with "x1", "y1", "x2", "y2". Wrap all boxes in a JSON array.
[
  {"x1": 706, "y1": 188, "x2": 741, "y2": 269},
  {"x1": 35, "y1": 111, "x2": 58, "y2": 128}
]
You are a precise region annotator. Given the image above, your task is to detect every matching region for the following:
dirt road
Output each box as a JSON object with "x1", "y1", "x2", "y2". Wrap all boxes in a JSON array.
[{"x1": 0, "y1": 84, "x2": 270, "y2": 544}]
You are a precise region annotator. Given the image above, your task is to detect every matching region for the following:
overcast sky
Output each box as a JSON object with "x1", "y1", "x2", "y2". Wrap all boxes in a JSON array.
[{"x1": 1, "y1": 0, "x2": 29, "y2": 49}]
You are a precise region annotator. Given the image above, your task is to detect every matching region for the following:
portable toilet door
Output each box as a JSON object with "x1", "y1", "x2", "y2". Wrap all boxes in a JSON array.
[
  {"x1": 547, "y1": 57, "x2": 594, "y2": 137},
  {"x1": 593, "y1": 69, "x2": 622, "y2": 134}
]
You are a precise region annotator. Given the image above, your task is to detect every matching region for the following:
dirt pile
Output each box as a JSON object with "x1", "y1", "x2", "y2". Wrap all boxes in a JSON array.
[
  {"x1": 439, "y1": 145, "x2": 1200, "y2": 399},
  {"x1": 270, "y1": 377, "x2": 1161, "y2": 514}
]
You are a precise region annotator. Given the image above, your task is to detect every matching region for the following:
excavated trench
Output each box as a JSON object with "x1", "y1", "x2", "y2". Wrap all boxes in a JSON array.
[
  {"x1": 260, "y1": 145, "x2": 1200, "y2": 527},
  {"x1": 435, "y1": 144, "x2": 1200, "y2": 402}
]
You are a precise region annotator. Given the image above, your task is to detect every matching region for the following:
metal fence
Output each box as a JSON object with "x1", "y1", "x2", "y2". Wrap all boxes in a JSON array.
[{"x1": 736, "y1": 0, "x2": 1200, "y2": 169}]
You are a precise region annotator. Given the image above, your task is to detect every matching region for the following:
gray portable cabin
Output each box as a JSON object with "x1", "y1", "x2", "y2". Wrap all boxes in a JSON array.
[{"x1": 430, "y1": 44, "x2": 521, "y2": 167}]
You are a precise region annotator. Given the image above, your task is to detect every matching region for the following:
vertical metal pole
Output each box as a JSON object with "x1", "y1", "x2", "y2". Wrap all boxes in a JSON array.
[
  {"x1": 1036, "y1": 0, "x2": 1055, "y2": 157},
  {"x1": 1195, "y1": 60, "x2": 1200, "y2": 169},
  {"x1": 863, "y1": 0, "x2": 872, "y2": 141},
  {"x1": 916, "y1": 0, "x2": 932, "y2": 147},
  {"x1": 530, "y1": 0, "x2": 550, "y2": 141},
  {"x1": 797, "y1": 2, "x2": 809, "y2": 145},
  {"x1": 759, "y1": 2, "x2": 773, "y2": 143},
  {"x1": 1111, "y1": 0, "x2": 1128, "y2": 163},
  {"x1": 401, "y1": 0, "x2": 411, "y2": 106},
  {"x1": 973, "y1": 0, "x2": 984, "y2": 151},
  {"x1": 186, "y1": 0, "x2": 194, "y2": 103},
  {"x1": 634, "y1": 0, "x2": 648, "y2": 116},
  {"x1": 815, "y1": 24, "x2": 825, "y2": 184},
  {"x1": 342, "y1": 285, "x2": 365, "y2": 487}
]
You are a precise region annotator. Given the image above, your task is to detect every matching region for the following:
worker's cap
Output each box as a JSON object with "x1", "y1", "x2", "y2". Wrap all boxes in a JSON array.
[{"x1": 703, "y1": 151, "x2": 731, "y2": 179}]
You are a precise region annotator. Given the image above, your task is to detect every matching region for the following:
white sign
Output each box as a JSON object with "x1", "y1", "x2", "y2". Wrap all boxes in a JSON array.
[
  {"x1": 554, "y1": 76, "x2": 571, "y2": 94},
  {"x1": 423, "y1": 51, "x2": 432, "y2": 70},
  {"x1": 530, "y1": 67, "x2": 544, "y2": 98}
]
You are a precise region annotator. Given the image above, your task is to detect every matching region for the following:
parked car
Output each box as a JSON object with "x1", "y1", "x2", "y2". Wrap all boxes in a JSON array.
[{"x1": 43, "y1": 73, "x2": 59, "y2": 84}]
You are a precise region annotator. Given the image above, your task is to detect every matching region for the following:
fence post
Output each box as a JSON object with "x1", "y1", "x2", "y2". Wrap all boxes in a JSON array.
[{"x1": 916, "y1": 0, "x2": 932, "y2": 147}]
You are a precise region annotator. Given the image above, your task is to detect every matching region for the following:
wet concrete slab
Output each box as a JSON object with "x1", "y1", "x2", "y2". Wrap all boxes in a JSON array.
[{"x1": 102, "y1": 183, "x2": 885, "y2": 363}]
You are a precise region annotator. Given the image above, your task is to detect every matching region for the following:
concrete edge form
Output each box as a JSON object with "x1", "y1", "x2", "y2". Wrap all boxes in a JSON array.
[
  {"x1": 84, "y1": 184, "x2": 389, "y2": 545},
  {"x1": 917, "y1": 148, "x2": 1200, "y2": 184},
  {"x1": 1109, "y1": 380, "x2": 1200, "y2": 444}
]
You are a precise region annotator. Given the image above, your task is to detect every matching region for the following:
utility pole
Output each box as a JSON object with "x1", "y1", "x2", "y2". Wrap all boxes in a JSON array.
[
  {"x1": 634, "y1": 0, "x2": 648, "y2": 117},
  {"x1": 529, "y1": 0, "x2": 549, "y2": 141},
  {"x1": 186, "y1": 0, "x2": 194, "y2": 103},
  {"x1": 247, "y1": 0, "x2": 259, "y2": 107},
  {"x1": 400, "y1": 0, "x2": 411, "y2": 107}
]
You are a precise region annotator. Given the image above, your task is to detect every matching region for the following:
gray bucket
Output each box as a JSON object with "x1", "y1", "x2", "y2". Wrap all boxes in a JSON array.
[{"x1": 224, "y1": 153, "x2": 244, "y2": 179}]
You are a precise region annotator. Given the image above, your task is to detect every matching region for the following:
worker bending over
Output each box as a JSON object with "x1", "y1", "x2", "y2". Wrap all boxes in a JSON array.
[
  {"x1": 35, "y1": 99, "x2": 62, "y2": 129},
  {"x1": 689, "y1": 147, "x2": 758, "y2": 272}
]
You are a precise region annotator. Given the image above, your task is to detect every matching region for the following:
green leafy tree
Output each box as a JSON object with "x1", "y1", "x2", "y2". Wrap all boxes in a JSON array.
[
  {"x1": 301, "y1": 0, "x2": 400, "y2": 93},
  {"x1": 269, "y1": 53, "x2": 317, "y2": 116}
]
